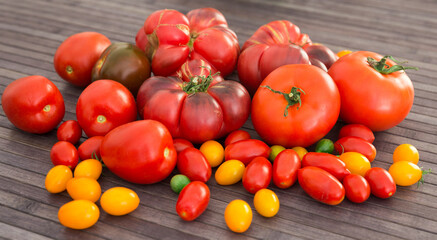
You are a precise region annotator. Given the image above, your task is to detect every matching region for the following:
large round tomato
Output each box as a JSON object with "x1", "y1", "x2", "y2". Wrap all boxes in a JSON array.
[
  {"x1": 2, "y1": 76, "x2": 65, "y2": 134},
  {"x1": 328, "y1": 51, "x2": 415, "y2": 131},
  {"x1": 251, "y1": 64, "x2": 340, "y2": 148},
  {"x1": 100, "y1": 120, "x2": 177, "y2": 184}
]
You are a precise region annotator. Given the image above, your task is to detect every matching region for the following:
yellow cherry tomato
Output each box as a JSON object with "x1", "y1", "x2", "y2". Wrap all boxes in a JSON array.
[
  {"x1": 66, "y1": 177, "x2": 101, "y2": 202},
  {"x1": 337, "y1": 49, "x2": 352, "y2": 58},
  {"x1": 269, "y1": 145, "x2": 286, "y2": 162},
  {"x1": 200, "y1": 140, "x2": 224, "y2": 167},
  {"x1": 253, "y1": 189, "x2": 280, "y2": 217},
  {"x1": 224, "y1": 199, "x2": 252, "y2": 233},
  {"x1": 393, "y1": 144, "x2": 419, "y2": 164},
  {"x1": 74, "y1": 159, "x2": 102, "y2": 180},
  {"x1": 215, "y1": 160, "x2": 245, "y2": 185},
  {"x1": 45, "y1": 165, "x2": 73, "y2": 194},
  {"x1": 100, "y1": 187, "x2": 140, "y2": 216},
  {"x1": 339, "y1": 152, "x2": 371, "y2": 177},
  {"x1": 389, "y1": 161, "x2": 422, "y2": 186},
  {"x1": 58, "y1": 200, "x2": 99, "y2": 229},
  {"x1": 291, "y1": 146, "x2": 308, "y2": 161}
]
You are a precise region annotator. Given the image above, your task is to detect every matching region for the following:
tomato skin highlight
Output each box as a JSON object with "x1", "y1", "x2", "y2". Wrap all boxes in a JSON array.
[
  {"x1": 242, "y1": 156, "x2": 272, "y2": 194},
  {"x1": 335, "y1": 136, "x2": 377, "y2": 162},
  {"x1": 78, "y1": 136, "x2": 104, "y2": 161},
  {"x1": 224, "y1": 130, "x2": 251, "y2": 147},
  {"x1": 302, "y1": 152, "x2": 350, "y2": 181},
  {"x1": 365, "y1": 167, "x2": 396, "y2": 199},
  {"x1": 50, "y1": 141, "x2": 79, "y2": 169},
  {"x1": 176, "y1": 181, "x2": 210, "y2": 221},
  {"x1": 342, "y1": 174, "x2": 370, "y2": 203},
  {"x1": 57, "y1": 120, "x2": 82, "y2": 145},
  {"x1": 177, "y1": 147, "x2": 212, "y2": 182},
  {"x1": 224, "y1": 139, "x2": 271, "y2": 165},
  {"x1": 339, "y1": 124, "x2": 375, "y2": 143},
  {"x1": 272, "y1": 149, "x2": 301, "y2": 189}
]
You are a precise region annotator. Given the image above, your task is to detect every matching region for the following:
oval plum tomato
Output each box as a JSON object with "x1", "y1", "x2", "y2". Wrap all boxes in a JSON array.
[
  {"x1": 252, "y1": 64, "x2": 340, "y2": 148},
  {"x1": 272, "y1": 149, "x2": 301, "y2": 189},
  {"x1": 45, "y1": 165, "x2": 73, "y2": 194},
  {"x1": 339, "y1": 124, "x2": 375, "y2": 143},
  {"x1": 50, "y1": 141, "x2": 79, "y2": 169},
  {"x1": 176, "y1": 181, "x2": 210, "y2": 221},
  {"x1": 388, "y1": 161, "x2": 422, "y2": 186},
  {"x1": 74, "y1": 159, "x2": 102, "y2": 180},
  {"x1": 328, "y1": 51, "x2": 415, "y2": 131},
  {"x1": 214, "y1": 160, "x2": 245, "y2": 185},
  {"x1": 170, "y1": 174, "x2": 191, "y2": 193},
  {"x1": 2, "y1": 76, "x2": 65, "y2": 134},
  {"x1": 224, "y1": 199, "x2": 252, "y2": 233},
  {"x1": 224, "y1": 139, "x2": 271, "y2": 165},
  {"x1": 173, "y1": 138, "x2": 194, "y2": 153},
  {"x1": 393, "y1": 144, "x2": 419, "y2": 164},
  {"x1": 365, "y1": 167, "x2": 396, "y2": 199},
  {"x1": 302, "y1": 152, "x2": 350, "y2": 181},
  {"x1": 242, "y1": 156, "x2": 272, "y2": 194},
  {"x1": 58, "y1": 200, "x2": 99, "y2": 230},
  {"x1": 57, "y1": 120, "x2": 82, "y2": 145},
  {"x1": 224, "y1": 129, "x2": 251, "y2": 147},
  {"x1": 298, "y1": 166, "x2": 345, "y2": 205},
  {"x1": 315, "y1": 138, "x2": 334, "y2": 154},
  {"x1": 291, "y1": 146, "x2": 308, "y2": 160},
  {"x1": 339, "y1": 152, "x2": 371, "y2": 177},
  {"x1": 253, "y1": 189, "x2": 280, "y2": 217},
  {"x1": 101, "y1": 120, "x2": 177, "y2": 184},
  {"x1": 66, "y1": 177, "x2": 101, "y2": 202},
  {"x1": 100, "y1": 187, "x2": 140, "y2": 216},
  {"x1": 199, "y1": 140, "x2": 224, "y2": 167},
  {"x1": 342, "y1": 174, "x2": 370, "y2": 203},
  {"x1": 76, "y1": 80, "x2": 137, "y2": 137},
  {"x1": 78, "y1": 136, "x2": 104, "y2": 160},
  {"x1": 334, "y1": 136, "x2": 377, "y2": 162},
  {"x1": 177, "y1": 147, "x2": 212, "y2": 182}
]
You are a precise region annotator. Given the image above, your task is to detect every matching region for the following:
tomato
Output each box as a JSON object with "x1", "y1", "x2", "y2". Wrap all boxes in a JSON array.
[
  {"x1": 337, "y1": 50, "x2": 352, "y2": 58},
  {"x1": 199, "y1": 140, "x2": 224, "y2": 167},
  {"x1": 269, "y1": 145, "x2": 286, "y2": 162},
  {"x1": 177, "y1": 147, "x2": 212, "y2": 182},
  {"x1": 335, "y1": 136, "x2": 377, "y2": 162},
  {"x1": 224, "y1": 139, "x2": 271, "y2": 165},
  {"x1": 215, "y1": 160, "x2": 245, "y2": 185},
  {"x1": 100, "y1": 187, "x2": 140, "y2": 216},
  {"x1": 76, "y1": 80, "x2": 137, "y2": 137},
  {"x1": 272, "y1": 149, "x2": 301, "y2": 189},
  {"x1": 101, "y1": 120, "x2": 177, "y2": 184},
  {"x1": 315, "y1": 139, "x2": 334, "y2": 154},
  {"x1": 291, "y1": 146, "x2": 308, "y2": 160},
  {"x1": 173, "y1": 138, "x2": 194, "y2": 153},
  {"x1": 224, "y1": 199, "x2": 252, "y2": 233},
  {"x1": 365, "y1": 167, "x2": 396, "y2": 199},
  {"x1": 242, "y1": 156, "x2": 272, "y2": 194},
  {"x1": 66, "y1": 177, "x2": 101, "y2": 203},
  {"x1": 45, "y1": 165, "x2": 73, "y2": 194},
  {"x1": 339, "y1": 152, "x2": 371, "y2": 177},
  {"x1": 253, "y1": 189, "x2": 280, "y2": 217},
  {"x1": 50, "y1": 141, "x2": 79, "y2": 169},
  {"x1": 393, "y1": 144, "x2": 419, "y2": 164},
  {"x1": 224, "y1": 130, "x2": 251, "y2": 147},
  {"x1": 302, "y1": 43, "x2": 338, "y2": 69},
  {"x1": 252, "y1": 64, "x2": 340, "y2": 148},
  {"x1": 54, "y1": 32, "x2": 111, "y2": 87},
  {"x1": 57, "y1": 120, "x2": 82, "y2": 145},
  {"x1": 176, "y1": 181, "x2": 210, "y2": 221},
  {"x1": 78, "y1": 136, "x2": 104, "y2": 160},
  {"x1": 389, "y1": 161, "x2": 422, "y2": 186},
  {"x1": 170, "y1": 174, "x2": 191, "y2": 193},
  {"x1": 342, "y1": 174, "x2": 370, "y2": 203},
  {"x1": 339, "y1": 124, "x2": 375, "y2": 143},
  {"x1": 302, "y1": 152, "x2": 350, "y2": 181},
  {"x1": 58, "y1": 200, "x2": 99, "y2": 230},
  {"x1": 2, "y1": 76, "x2": 65, "y2": 134},
  {"x1": 298, "y1": 166, "x2": 345, "y2": 205},
  {"x1": 328, "y1": 51, "x2": 415, "y2": 131},
  {"x1": 74, "y1": 159, "x2": 102, "y2": 180}
]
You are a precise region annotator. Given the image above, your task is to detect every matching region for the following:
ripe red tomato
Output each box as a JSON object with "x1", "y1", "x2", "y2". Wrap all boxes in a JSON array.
[
  {"x1": 342, "y1": 174, "x2": 370, "y2": 203},
  {"x1": 272, "y1": 149, "x2": 301, "y2": 189},
  {"x1": 224, "y1": 139, "x2": 271, "y2": 165},
  {"x1": 100, "y1": 120, "x2": 177, "y2": 184},
  {"x1": 176, "y1": 181, "x2": 210, "y2": 221},
  {"x1": 2, "y1": 76, "x2": 65, "y2": 134},
  {"x1": 51, "y1": 141, "x2": 79, "y2": 169},
  {"x1": 339, "y1": 124, "x2": 375, "y2": 143},
  {"x1": 302, "y1": 152, "x2": 351, "y2": 181},
  {"x1": 76, "y1": 80, "x2": 137, "y2": 137},
  {"x1": 302, "y1": 43, "x2": 338, "y2": 69},
  {"x1": 54, "y1": 32, "x2": 111, "y2": 87},
  {"x1": 177, "y1": 147, "x2": 212, "y2": 182},
  {"x1": 242, "y1": 156, "x2": 272, "y2": 194},
  {"x1": 224, "y1": 130, "x2": 251, "y2": 147},
  {"x1": 173, "y1": 139, "x2": 194, "y2": 153},
  {"x1": 365, "y1": 167, "x2": 396, "y2": 199},
  {"x1": 78, "y1": 136, "x2": 104, "y2": 161},
  {"x1": 251, "y1": 64, "x2": 340, "y2": 148},
  {"x1": 328, "y1": 51, "x2": 415, "y2": 131},
  {"x1": 334, "y1": 136, "x2": 377, "y2": 162},
  {"x1": 57, "y1": 120, "x2": 82, "y2": 145}
]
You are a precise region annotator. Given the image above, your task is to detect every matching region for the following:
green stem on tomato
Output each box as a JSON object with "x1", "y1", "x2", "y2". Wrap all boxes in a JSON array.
[
  {"x1": 182, "y1": 67, "x2": 219, "y2": 95},
  {"x1": 417, "y1": 168, "x2": 432, "y2": 188},
  {"x1": 367, "y1": 55, "x2": 418, "y2": 74},
  {"x1": 260, "y1": 85, "x2": 305, "y2": 117}
]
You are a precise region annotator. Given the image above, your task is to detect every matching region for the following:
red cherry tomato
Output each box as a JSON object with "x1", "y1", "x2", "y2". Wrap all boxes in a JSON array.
[
  {"x1": 57, "y1": 120, "x2": 82, "y2": 145},
  {"x1": 339, "y1": 124, "x2": 375, "y2": 143},
  {"x1": 242, "y1": 156, "x2": 272, "y2": 194},
  {"x1": 50, "y1": 141, "x2": 79, "y2": 169},
  {"x1": 224, "y1": 130, "x2": 251, "y2": 147},
  {"x1": 176, "y1": 181, "x2": 210, "y2": 221},
  {"x1": 224, "y1": 139, "x2": 271, "y2": 165},
  {"x1": 78, "y1": 136, "x2": 104, "y2": 161},
  {"x1": 365, "y1": 167, "x2": 396, "y2": 199},
  {"x1": 177, "y1": 147, "x2": 212, "y2": 182},
  {"x1": 301, "y1": 152, "x2": 351, "y2": 181},
  {"x1": 173, "y1": 139, "x2": 194, "y2": 153},
  {"x1": 272, "y1": 149, "x2": 301, "y2": 189},
  {"x1": 334, "y1": 136, "x2": 377, "y2": 162},
  {"x1": 342, "y1": 174, "x2": 370, "y2": 203}
]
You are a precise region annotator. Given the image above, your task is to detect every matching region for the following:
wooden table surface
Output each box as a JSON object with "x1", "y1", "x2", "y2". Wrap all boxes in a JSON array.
[{"x1": 1, "y1": 0, "x2": 437, "y2": 239}]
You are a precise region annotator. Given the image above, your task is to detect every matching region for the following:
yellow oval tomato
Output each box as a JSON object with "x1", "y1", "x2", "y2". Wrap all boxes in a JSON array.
[
  {"x1": 215, "y1": 160, "x2": 245, "y2": 185},
  {"x1": 389, "y1": 161, "x2": 422, "y2": 186},
  {"x1": 224, "y1": 199, "x2": 252, "y2": 233},
  {"x1": 200, "y1": 140, "x2": 224, "y2": 167},
  {"x1": 393, "y1": 144, "x2": 419, "y2": 164},
  {"x1": 269, "y1": 145, "x2": 286, "y2": 162},
  {"x1": 291, "y1": 146, "x2": 308, "y2": 161},
  {"x1": 339, "y1": 152, "x2": 371, "y2": 177},
  {"x1": 58, "y1": 200, "x2": 99, "y2": 229},
  {"x1": 253, "y1": 189, "x2": 279, "y2": 217},
  {"x1": 74, "y1": 159, "x2": 102, "y2": 180},
  {"x1": 100, "y1": 187, "x2": 140, "y2": 216},
  {"x1": 337, "y1": 50, "x2": 352, "y2": 58},
  {"x1": 45, "y1": 165, "x2": 73, "y2": 194},
  {"x1": 66, "y1": 177, "x2": 101, "y2": 202}
]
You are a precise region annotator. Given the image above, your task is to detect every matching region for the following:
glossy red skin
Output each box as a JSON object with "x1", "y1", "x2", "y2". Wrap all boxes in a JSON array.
[
  {"x1": 139, "y1": 8, "x2": 239, "y2": 78},
  {"x1": 339, "y1": 124, "x2": 375, "y2": 143},
  {"x1": 252, "y1": 64, "x2": 341, "y2": 148},
  {"x1": 176, "y1": 181, "x2": 210, "y2": 221},
  {"x1": 242, "y1": 157, "x2": 272, "y2": 194},
  {"x1": 137, "y1": 76, "x2": 250, "y2": 144},
  {"x1": 302, "y1": 43, "x2": 338, "y2": 69},
  {"x1": 76, "y1": 80, "x2": 137, "y2": 137},
  {"x1": 238, "y1": 20, "x2": 311, "y2": 95},
  {"x1": 54, "y1": 32, "x2": 111, "y2": 87},
  {"x1": 334, "y1": 136, "x2": 377, "y2": 162},
  {"x1": 343, "y1": 174, "x2": 370, "y2": 203},
  {"x1": 78, "y1": 136, "x2": 104, "y2": 160},
  {"x1": 57, "y1": 120, "x2": 82, "y2": 145},
  {"x1": 2, "y1": 76, "x2": 65, "y2": 134},
  {"x1": 173, "y1": 138, "x2": 194, "y2": 153},
  {"x1": 272, "y1": 149, "x2": 301, "y2": 189},
  {"x1": 100, "y1": 120, "x2": 177, "y2": 184},
  {"x1": 298, "y1": 166, "x2": 345, "y2": 205},
  {"x1": 328, "y1": 51, "x2": 414, "y2": 131},
  {"x1": 50, "y1": 141, "x2": 79, "y2": 169},
  {"x1": 224, "y1": 129, "x2": 251, "y2": 147},
  {"x1": 365, "y1": 167, "x2": 396, "y2": 199},
  {"x1": 224, "y1": 139, "x2": 271, "y2": 165},
  {"x1": 302, "y1": 152, "x2": 351, "y2": 181},
  {"x1": 177, "y1": 147, "x2": 211, "y2": 182}
]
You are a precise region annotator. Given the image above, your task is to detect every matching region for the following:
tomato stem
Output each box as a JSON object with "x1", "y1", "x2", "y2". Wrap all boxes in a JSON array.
[
  {"x1": 260, "y1": 85, "x2": 305, "y2": 117},
  {"x1": 367, "y1": 55, "x2": 418, "y2": 74},
  {"x1": 417, "y1": 168, "x2": 432, "y2": 188},
  {"x1": 182, "y1": 67, "x2": 219, "y2": 95}
]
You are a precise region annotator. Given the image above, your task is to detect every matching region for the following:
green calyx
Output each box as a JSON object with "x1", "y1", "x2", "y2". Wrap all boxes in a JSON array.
[
  {"x1": 261, "y1": 85, "x2": 306, "y2": 117},
  {"x1": 367, "y1": 55, "x2": 418, "y2": 74},
  {"x1": 182, "y1": 67, "x2": 219, "y2": 95}
]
